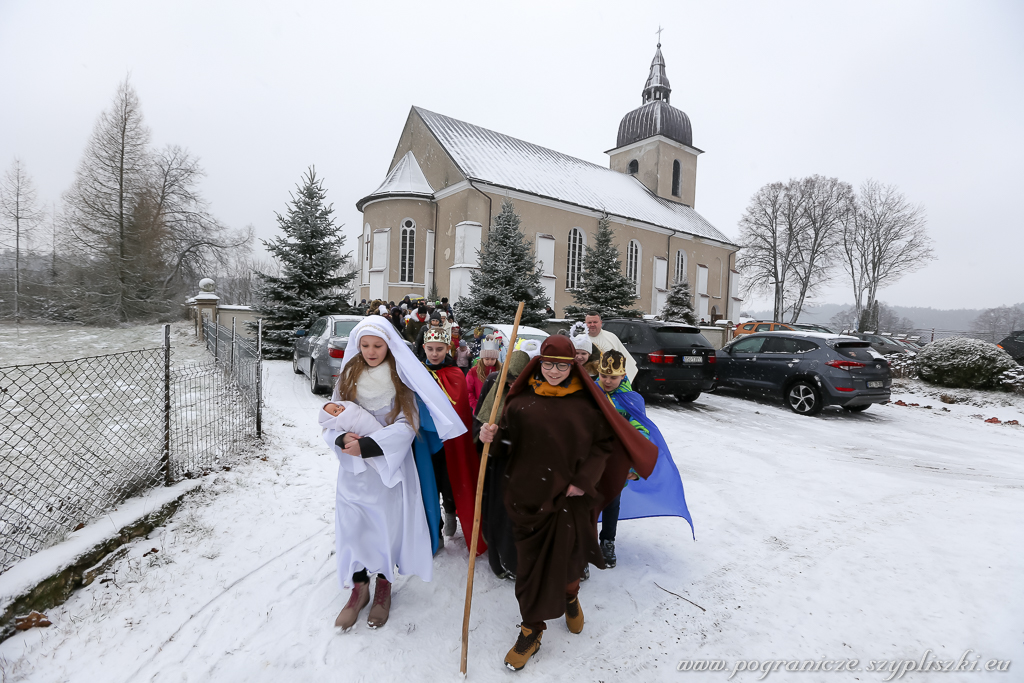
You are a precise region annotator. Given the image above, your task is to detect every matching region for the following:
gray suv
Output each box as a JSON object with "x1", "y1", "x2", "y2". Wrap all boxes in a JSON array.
[
  {"x1": 715, "y1": 332, "x2": 892, "y2": 415},
  {"x1": 293, "y1": 315, "x2": 364, "y2": 394}
]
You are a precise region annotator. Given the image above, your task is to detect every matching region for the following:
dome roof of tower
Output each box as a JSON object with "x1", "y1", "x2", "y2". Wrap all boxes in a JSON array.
[{"x1": 616, "y1": 100, "x2": 692, "y2": 148}]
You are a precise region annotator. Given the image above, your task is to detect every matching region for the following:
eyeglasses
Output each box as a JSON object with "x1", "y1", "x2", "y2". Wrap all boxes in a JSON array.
[{"x1": 541, "y1": 361, "x2": 571, "y2": 372}]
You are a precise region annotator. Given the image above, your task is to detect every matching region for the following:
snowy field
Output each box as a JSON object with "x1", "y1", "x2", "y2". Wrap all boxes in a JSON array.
[
  {"x1": 1, "y1": 360, "x2": 1022, "y2": 682},
  {"x1": 0, "y1": 322, "x2": 210, "y2": 367}
]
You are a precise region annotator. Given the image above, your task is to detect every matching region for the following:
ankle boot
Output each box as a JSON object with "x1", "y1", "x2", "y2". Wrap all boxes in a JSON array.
[
  {"x1": 504, "y1": 624, "x2": 543, "y2": 671},
  {"x1": 366, "y1": 576, "x2": 392, "y2": 629},
  {"x1": 565, "y1": 596, "x2": 584, "y2": 634},
  {"x1": 334, "y1": 581, "x2": 370, "y2": 630}
]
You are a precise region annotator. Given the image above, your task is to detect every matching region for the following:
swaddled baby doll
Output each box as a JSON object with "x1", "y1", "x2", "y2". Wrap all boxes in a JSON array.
[{"x1": 318, "y1": 401, "x2": 383, "y2": 452}]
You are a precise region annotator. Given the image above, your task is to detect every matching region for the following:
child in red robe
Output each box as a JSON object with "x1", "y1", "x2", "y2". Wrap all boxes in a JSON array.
[{"x1": 422, "y1": 327, "x2": 487, "y2": 554}]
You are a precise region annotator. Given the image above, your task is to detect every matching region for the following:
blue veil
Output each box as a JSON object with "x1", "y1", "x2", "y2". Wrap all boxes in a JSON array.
[{"x1": 413, "y1": 397, "x2": 442, "y2": 554}]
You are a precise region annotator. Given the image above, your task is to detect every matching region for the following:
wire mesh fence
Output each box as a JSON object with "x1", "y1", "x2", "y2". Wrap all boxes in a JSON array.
[{"x1": 0, "y1": 321, "x2": 262, "y2": 574}]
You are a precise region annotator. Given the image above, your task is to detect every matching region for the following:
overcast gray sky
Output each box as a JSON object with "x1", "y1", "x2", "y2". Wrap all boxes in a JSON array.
[{"x1": 2, "y1": 0, "x2": 1021, "y2": 311}]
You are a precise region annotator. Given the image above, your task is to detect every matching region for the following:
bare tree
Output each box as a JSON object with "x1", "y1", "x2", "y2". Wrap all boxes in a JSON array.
[
  {"x1": 59, "y1": 79, "x2": 250, "y2": 322},
  {"x1": 147, "y1": 145, "x2": 252, "y2": 295},
  {"x1": 840, "y1": 180, "x2": 933, "y2": 323},
  {"x1": 61, "y1": 77, "x2": 152, "y2": 322},
  {"x1": 736, "y1": 181, "x2": 801, "y2": 321},
  {"x1": 787, "y1": 176, "x2": 853, "y2": 323},
  {"x1": 0, "y1": 158, "x2": 43, "y2": 321},
  {"x1": 971, "y1": 304, "x2": 1024, "y2": 343}
]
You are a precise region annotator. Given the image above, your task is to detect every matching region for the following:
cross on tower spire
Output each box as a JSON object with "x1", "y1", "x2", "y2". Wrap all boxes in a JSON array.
[{"x1": 656, "y1": 25, "x2": 664, "y2": 46}]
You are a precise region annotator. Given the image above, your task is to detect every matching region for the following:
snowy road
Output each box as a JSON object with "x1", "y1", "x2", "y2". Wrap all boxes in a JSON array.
[{"x1": 1, "y1": 361, "x2": 1021, "y2": 682}]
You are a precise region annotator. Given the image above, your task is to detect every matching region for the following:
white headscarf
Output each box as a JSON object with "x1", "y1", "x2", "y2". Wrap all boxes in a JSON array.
[
  {"x1": 332, "y1": 316, "x2": 466, "y2": 440},
  {"x1": 571, "y1": 335, "x2": 593, "y2": 354}
]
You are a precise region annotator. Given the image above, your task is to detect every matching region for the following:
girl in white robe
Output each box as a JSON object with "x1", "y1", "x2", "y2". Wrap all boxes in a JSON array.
[{"x1": 321, "y1": 317, "x2": 465, "y2": 631}]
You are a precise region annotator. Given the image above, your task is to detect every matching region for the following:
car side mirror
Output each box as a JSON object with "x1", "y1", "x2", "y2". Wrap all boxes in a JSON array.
[{"x1": 295, "y1": 329, "x2": 307, "y2": 337}]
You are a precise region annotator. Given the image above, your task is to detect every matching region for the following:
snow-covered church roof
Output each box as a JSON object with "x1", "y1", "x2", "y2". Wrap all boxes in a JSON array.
[
  {"x1": 356, "y1": 150, "x2": 434, "y2": 210},
  {"x1": 413, "y1": 107, "x2": 736, "y2": 246}
]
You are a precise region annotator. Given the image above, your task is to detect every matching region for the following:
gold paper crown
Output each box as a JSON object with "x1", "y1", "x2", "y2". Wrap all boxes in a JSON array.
[
  {"x1": 424, "y1": 327, "x2": 451, "y2": 346},
  {"x1": 598, "y1": 350, "x2": 627, "y2": 376}
]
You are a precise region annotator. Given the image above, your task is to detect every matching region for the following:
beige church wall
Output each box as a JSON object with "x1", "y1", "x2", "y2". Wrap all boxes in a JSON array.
[
  {"x1": 608, "y1": 140, "x2": 697, "y2": 207},
  {"x1": 430, "y1": 188, "x2": 492, "y2": 301},
  {"x1": 610, "y1": 221, "x2": 668, "y2": 316},
  {"x1": 667, "y1": 235, "x2": 738, "y2": 318},
  {"x1": 388, "y1": 110, "x2": 466, "y2": 192},
  {"x1": 362, "y1": 198, "x2": 435, "y2": 299},
  {"x1": 609, "y1": 141, "x2": 663, "y2": 197},
  {"x1": 656, "y1": 150, "x2": 697, "y2": 207}
]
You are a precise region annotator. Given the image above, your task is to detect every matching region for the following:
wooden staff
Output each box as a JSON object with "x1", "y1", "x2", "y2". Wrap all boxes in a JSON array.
[{"x1": 460, "y1": 300, "x2": 525, "y2": 676}]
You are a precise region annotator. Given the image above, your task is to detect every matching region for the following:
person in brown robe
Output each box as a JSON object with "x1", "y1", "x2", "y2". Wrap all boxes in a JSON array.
[{"x1": 480, "y1": 335, "x2": 657, "y2": 671}]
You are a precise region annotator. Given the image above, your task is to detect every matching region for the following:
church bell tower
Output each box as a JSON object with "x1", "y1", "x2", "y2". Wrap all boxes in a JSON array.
[{"x1": 607, "y1": 43, "x2": 702, "y2": 207}]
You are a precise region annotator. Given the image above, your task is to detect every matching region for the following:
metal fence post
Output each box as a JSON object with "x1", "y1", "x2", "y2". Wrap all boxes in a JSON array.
[
  {"x1": 162, "y1": 324, "x2": 172, "y2": 486},
  {"x1": 230, "y1": 316, "x2": 236, "y2": 373},
  {"x1": 256, "y1": 318, "x2": 263, "y2": 438},
  {"x1": 214, "y1": 311, "x2": 220, "y2": 362}
]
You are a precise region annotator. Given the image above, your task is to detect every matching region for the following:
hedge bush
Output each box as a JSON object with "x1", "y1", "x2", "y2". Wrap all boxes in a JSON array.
[{"x1": 916, "y1": 336, "x2": 1017, "y2": 389}]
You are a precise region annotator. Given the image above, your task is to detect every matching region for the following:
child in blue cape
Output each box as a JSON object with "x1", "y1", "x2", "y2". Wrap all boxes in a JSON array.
[{"x1": 596, "y1": 351, "x2": 694, "y2": 568}]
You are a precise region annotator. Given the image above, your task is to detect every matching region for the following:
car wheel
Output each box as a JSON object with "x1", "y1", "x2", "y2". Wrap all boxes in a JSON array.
[
  {"x1": 310, "y1": 365, "x2": 322, "y2": 394},
  {"x1": 786, "y1": 381, "x2": 823, "y2": 416},
  {"x1": 843, "y1": 404, "x2": 870, "y2": 413},
  {"x1": 292, "y1": 353, "x2": 303, "y2": 374},
  {"x1": 675, "y1": 392, "x2": 701, "y2": 403}
]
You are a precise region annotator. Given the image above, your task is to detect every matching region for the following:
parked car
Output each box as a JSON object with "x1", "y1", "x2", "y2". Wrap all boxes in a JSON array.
[
  {"x1": 847, "y1": 332, "x2": 909, "y2": 355},
  {"x1": 714, "y1": 331, "x2": 892, "y2": 415},
  {"x1": 733, "y1": 321, "x2": 796, "y2": 336},
  {"x1": 480, "y1": 324, "x2": 549, "y2": 354},
  {"x1": 887, "y1": 337, "x2": 919, "y2": 355},
  {"x1": 791, "y1": 323, "x2": 835, "y2": 334},
  {"x1": 997, "y1": 330, "x2": 1024, "y2": 364},
  {"x1": 601, "y1": 319, "x2": 716, "y2": 402},
  {"x1": 293, "y1": 315, "x2": 365, "y2": 394}
]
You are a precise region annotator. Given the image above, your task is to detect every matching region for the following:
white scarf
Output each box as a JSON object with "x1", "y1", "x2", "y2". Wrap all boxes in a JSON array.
[{"x1": 355, "y1": 362, "x2": 397, "y2": 412}]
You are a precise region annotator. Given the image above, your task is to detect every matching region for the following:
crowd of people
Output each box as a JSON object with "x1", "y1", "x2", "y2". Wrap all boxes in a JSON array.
[{"x1": 318, "y1": 307, "x2": 693, "y2": 671}]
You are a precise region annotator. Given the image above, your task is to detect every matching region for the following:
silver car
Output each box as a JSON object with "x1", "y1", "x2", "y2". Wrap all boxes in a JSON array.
[{"x1": 293, "y1": 315, "x2": 364, "y2": 394}]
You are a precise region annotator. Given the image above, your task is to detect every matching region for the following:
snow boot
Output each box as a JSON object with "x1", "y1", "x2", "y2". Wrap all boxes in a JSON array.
[
  {"x1": 504, "y1": 624, "x2": 543, "y2": 671},
  {"x1": 601, "y1": 540, "x2": 616, "y2": 568},
  {"x1": 334, "y1": 581, "x2": 370, "y2": 630},
  {"x1": 444, "y1": 511, "x2": 458, "y2": 537},
  {"x1": 565, "y1": 597, "x2": 584, "y2": 634},
  {"x1": 581, "y1": 565, "x2": 590, "y2": 581},
  {"x1": 366, "y1": 576, "x2": 392, "y2": 629}
]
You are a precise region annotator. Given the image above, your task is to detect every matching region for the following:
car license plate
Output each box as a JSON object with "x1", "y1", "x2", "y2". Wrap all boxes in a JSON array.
[
  {"x1": 683, "y1": 356, "x2": 703, "y2": 364},
  {"x1": 867, "y1": 380, "x2": 883, "y2": 388}
]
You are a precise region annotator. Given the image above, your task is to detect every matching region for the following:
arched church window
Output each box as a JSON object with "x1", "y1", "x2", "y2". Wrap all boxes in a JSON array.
[
  {"x1": 400, "y1": 219, "x2": 415, "y2": 283},
  {"x1": 674, "y1": 249, "x2": 687, "y2": 284},
  {"x1": 672, "y1": 160, "x2": 681, "y2": 197},
  {"x1": 627, "y1": 239, "x2": 641, "y2": 294},
  {"x1": 627, "y1": 159, "x2": 638, "y2": 175},
  {"x1": 566, "y1": 228, "x2": 585, "y2": 289}
]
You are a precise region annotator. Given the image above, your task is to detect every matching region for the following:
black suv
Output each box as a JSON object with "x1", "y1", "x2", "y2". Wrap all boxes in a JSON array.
[
  {"x1": 601, "y1": 319, "x2": 716, "y2": 402},
  {"x1": 715, "y1": 331, "x2": 892, "y2": 415}
]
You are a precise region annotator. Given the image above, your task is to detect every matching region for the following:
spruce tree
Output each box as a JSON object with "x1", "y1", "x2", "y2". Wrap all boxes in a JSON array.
[
  {"x1": 563, "y1": 214, "x2": 642, "y2": 320},
  {"x1": 455, "y1": 199, "x2": 549, "y2": 330},
  {"x1": 252, "y1": 168, "x2": 354, "y2": 358},
  {"x1": 660, "y1": 277, "x2": 697, "y2": 324}
]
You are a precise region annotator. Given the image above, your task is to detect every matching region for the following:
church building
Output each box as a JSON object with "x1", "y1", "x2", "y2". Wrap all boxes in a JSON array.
[{"x1": 355, "y1": 44, "x2": 742, "y2": 321}]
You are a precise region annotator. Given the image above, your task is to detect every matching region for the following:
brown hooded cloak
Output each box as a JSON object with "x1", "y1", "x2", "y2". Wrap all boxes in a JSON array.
[{"x1": 497, "y1": 335, "x2": 657, "y2": 625}]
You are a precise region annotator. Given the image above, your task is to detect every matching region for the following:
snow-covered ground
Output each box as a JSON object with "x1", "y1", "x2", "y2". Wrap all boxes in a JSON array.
[
  {"x1": 1, "y1": 361, "x2": 1021, "y2": 682},
  {"x1": 0, "y1": 322, "x2": 210, "y2": 367}
]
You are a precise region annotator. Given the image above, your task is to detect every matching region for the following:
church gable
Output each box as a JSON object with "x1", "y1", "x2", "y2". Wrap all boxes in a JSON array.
[{"x1": 387, "y1": 108, "x2": 466, "y2": 193}]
